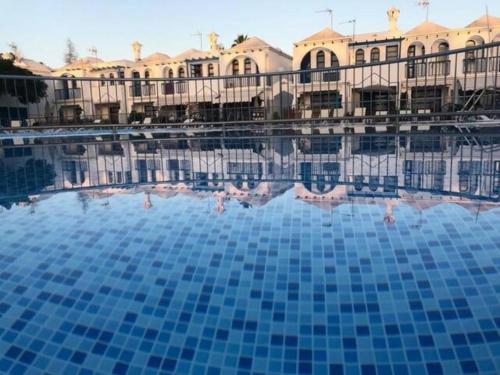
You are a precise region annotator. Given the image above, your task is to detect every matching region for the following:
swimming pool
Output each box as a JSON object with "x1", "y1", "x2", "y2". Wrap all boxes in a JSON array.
[{"x1": 0, "y1": 186, "x2": 499, "y2": 375}]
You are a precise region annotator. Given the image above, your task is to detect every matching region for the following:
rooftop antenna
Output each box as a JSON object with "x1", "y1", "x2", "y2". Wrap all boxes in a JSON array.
[
  {"x1": 340, "y1": 19, "x2": 356, "y2": 41},
  {"x1": 417, "y1": 1, "x2": 430, "y2": 22},
  {"x1": 316, "y1": 8, "x2": 334, "y2": 29},
  {"x1": 486, "y1": 6, "x2": 491, "y2": 42},
  {"x1": 89, "y1": 46, "x2": 98, "y2": 59},
  {"x1": 191, "y1": 31, "x2": 203, "y2": 50}
]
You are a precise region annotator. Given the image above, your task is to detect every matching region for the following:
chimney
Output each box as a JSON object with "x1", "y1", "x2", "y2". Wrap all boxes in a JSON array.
[
  {"x1": 208, "y1": 32, "x2": 221, "y2": 51},
  {"x1": 131, "y1": 41, "x2": 142, "y2": 62},
  {"x1": 387, "y1": 7, "x2": 401, "y2": 34}
]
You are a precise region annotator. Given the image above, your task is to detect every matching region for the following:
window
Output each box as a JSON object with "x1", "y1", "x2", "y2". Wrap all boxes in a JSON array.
[
  {"x1": 100, "y1": 74, "x2": 106, "y2": 86},
  {"x1": 232, "y1": 59, "x2": 239, "y2": 75},
  {"x1": 208, "y1": 64, "x2": 214, "y2": 77},
  {"x1": 244, "y1": 58, "x2": 252, "y2": 74},
  {"x1": 168, "y1": 69, "x2": 174, "y2": 78},
  {"x1": 408, "y1": 45, "x2": 415, "y2": 58},
  {"x1": 144, "y1": 70, "x2": 150, "y2": 83},
  {"x1": 191, "y1": 64, "x2": 203, "y2": 77},
  {"x1": 437, "y1": 42, "x2": 449, "y2": 62},
  {"x1": 355, "y1": 49, "x2": 365, "y2": 65},
  {"x1": 118, "y1": 70, "x2": 125, "y2": 85},
  {"x1": 109, "y1": 73, "x2": 115, "y2": 86},
  {"x1": 178, "y1": 67, "x2": 185, "y2": 78},
  {"x1": 386, "y1": 45, "x2": 399, "y2": 60},
  {"x1": 316, "y1": 51, "x2": 325, "y2": 69},
  {"x1": 370, "y1": 48, "x2": 380, "y2": 63},
  {"x1": 465, "y1": 39, "x2": 482, "y2": 59},
  {"x1": 330, "y1": 52, "x2": 339, "y2": 68}
]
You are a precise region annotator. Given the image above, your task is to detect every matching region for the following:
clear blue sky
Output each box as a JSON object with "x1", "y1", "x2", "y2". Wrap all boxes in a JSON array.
[{"x1": 1, "y1": 0, "x2": 499, "y2": 68}]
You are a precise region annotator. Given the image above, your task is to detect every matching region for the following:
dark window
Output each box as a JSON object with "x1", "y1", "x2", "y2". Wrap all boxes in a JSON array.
[
  {"x1": 370, "y1": 48, "x2": 380, "y2": 63},
  {"x1": 168, "y1": 69, "x2": 174, "y2": 78},
  {"x1": 208, "y1": 64, "x2": 214, "y2": 77},
  {"x1": 330, "y1": 52, "x2": 339, "y2": 68},
  {"x1": 316, "y1": 51, "x2": 325, "y2": 69},
  {"x1": 355, "y1": 49, "x2": 365, "y2": 65},
  {"x1": 244, "y1": 58, "x2": 252, "y2": 74},
  {"x1": 191, "y1": 64, "x2": 203, "y2": 77},
  {"x1": 465, "y1": 40, "x2": 476, "y2": 59},
  {"x1": 178, "y1": 67, "x2": 185, "y2": 78},
  {"x1": 437, "y1": 42, "x2": 449, "y2": 62},
  {"x1": 408, "y1": 45, "x2": 416, "y2": 57},
  {"x1": 109, "y1": 73, "x2": 115, "y2": 86},
  {"x1": 100, "y1": 74, "x2": 106, "y2": 86},
  {"x1": 232, "y1": 60, "x2": 239, "y2": 75},
  {"x1": 386, "y1": 45, "x2": 399, "y2": 60},
  {"x1": 118, "y1": 70, "x2": 125, "y2": 85}
]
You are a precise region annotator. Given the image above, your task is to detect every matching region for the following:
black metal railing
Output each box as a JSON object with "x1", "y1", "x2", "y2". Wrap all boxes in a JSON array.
[{"x1": 1, "y1": 41, "x2": 499, "y2": 127}]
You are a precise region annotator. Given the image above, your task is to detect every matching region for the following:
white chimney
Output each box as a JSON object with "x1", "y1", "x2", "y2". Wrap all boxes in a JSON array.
[
  {"x1": 387, "y1": 7, "x2": 401, "y2": 34},
  {"x1": 131, "y1": 41, "x2": 143, "y2": 62}
]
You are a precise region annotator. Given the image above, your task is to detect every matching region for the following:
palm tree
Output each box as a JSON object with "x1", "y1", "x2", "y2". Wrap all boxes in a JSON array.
[{"x1": 232, "y1": 34, "x2": 248, "y2": 47}]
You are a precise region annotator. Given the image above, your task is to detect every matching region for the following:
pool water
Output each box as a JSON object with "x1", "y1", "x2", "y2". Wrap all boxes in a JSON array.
[{"x1": 0, "y1": 189, "x2": 499, "y2": 375}]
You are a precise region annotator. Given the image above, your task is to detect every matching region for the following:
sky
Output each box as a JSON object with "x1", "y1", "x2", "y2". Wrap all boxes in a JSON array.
[{"x1": 1, "y1": 0, "x2": 499, "y2": 68}]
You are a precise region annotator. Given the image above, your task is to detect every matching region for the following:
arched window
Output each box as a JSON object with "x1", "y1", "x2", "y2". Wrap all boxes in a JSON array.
[
  {"x1": 316, "y1": 51, "x2": 325, "y2": 69},
  {"x1": 300, "y1": 52, "x2": 311, "y2": 83},
  {"x1": 244, "y1": 58, "x2": 252, "y2": 74},
  {"x1": 370, "y1": 48, "x2": 380, "y2": 63},
  {"x1": 330, "y1": 52, "x2": 339, "y2": 68},
  {"x1": 178, "y1": 67, "x2": 185, "y2": 78},
  {"x1": 355, "y1": 49, "x2": 365, "y2": 65},
  {"x1": 131, "y1": 71, "x2": 141, "y2": 97},
  {"x1": 117, "y1": 69, "x2": 125, "y2": 85},
  {"x1": 109, "y1": 73, "x2": 115, "y2": 86},
  {"x1": 100, "y1": 74, "x2": 106, "y2": 86},
  {"x1": 208, "y1": 64, "x2": 214, "y2": 77},
  {"x1": 168, "y1": 69, "x2": 174, "y2": 78},
  {"x1": 437, "y1": 42, "x2": 449, "y2": 62},
  {"x1": 232, "y1": 59, "x2": 239, "y2": 75}
]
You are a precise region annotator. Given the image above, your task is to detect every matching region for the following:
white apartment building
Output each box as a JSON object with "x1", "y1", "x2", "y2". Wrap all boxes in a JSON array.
[{"x1": 293, "y1": 8, "x2": 500, "y2": 118}]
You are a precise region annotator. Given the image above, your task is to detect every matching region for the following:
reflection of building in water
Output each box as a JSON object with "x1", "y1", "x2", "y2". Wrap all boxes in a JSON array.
[{"x1": 1, "y1": 133, "x2": 499, "y2": 203}]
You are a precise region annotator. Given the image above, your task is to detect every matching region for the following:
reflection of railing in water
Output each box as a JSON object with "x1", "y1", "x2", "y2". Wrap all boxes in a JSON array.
[{"x1": 1, "y1": 133, "x2": 499, "y2": 204}]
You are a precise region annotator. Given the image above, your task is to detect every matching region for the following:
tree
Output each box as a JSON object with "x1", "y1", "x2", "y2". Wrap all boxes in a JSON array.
[
  {"x1": 64, "y1": 38, "x2": 78, "y2": 65},
  {"x1": 232, "y1": 34, "x2": 248, "y2": 47},
  {"x1": 0, "y1": 57, "x2": 48, "y2": 104}
]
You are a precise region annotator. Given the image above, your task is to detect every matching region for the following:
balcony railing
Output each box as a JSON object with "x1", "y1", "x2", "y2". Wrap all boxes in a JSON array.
[
  {"x1": 429, "y1": 60, "x2": 450, "y2": 76},
  {"x1": 489, "y1": 56, "x2": 500, "y2": 72},
  {"x1": 129, "y1": 84, "x2": 156, "y2": 97},
  {"x1": 405, "y1": 62, "x2": 427, "y2": 79},
  {"x1": 463, "y1": 58, "x2": 488, "y2": 74},
  {"x1": 224, "y1": 76, "x2": 261, "y2": 89},
  {"x1": 405, "y1": 60, "x2": 450, "y2": 78},
  {"x1": 55, "y1": 88, "x2": 81, "y2": 100}
]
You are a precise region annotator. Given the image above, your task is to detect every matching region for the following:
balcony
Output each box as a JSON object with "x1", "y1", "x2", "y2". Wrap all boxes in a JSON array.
[
  {"x1": 405, "y1": 61, "x2": 450, "y2": 78},
  {"x1": 489, "y1": 56, "x2": 500, "y2": 72},
  {"x1": 129, "y1": 84, "x2": 156, "y2": 97},
  {"x1": 463, "y1": 58, "x2": 488, "y2": 74},
  {"x1": 405, "y1": 62, "x2": 427, "y2": 79},
  {"x1": 224, "y1": 76, "x2": 261, "y2": 89},
  {"x1": 428, "y1": 60, "x2": 450, "y2": 76},
  {"x1": 161, "y1": 82, "x2": 188, "y2": 95},
  {"x1": 55, "y1": 88, "x2": 81, "y2": 101},
  {"x1": 300, "y1": 70, "x2": 340, "y2": 84}
]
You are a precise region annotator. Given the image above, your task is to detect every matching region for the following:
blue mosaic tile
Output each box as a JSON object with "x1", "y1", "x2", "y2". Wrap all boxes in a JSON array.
[{"x1": 0, "y1": 190, "x2": 499, "y2": 374}]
